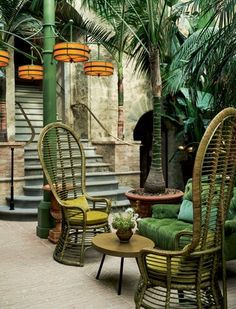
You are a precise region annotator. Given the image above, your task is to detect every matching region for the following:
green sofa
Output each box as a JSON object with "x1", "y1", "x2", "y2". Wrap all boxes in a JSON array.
[{"x1": 137, "y1": 179, "x2": 236, "y2": 261}]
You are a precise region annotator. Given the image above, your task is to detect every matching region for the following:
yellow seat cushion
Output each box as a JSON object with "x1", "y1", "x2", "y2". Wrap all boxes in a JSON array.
[
  {"x1": 62, "y1": 196, "x2": 108, "y2": 225},
  {"x1": 63, "y1": 196, "x2": 90, "y2": 211},
  {"x1": 86, "y1": 211, "x2": 109, "y2": 225},
  {"x1": 146, "y1": 232, "x2": 214, "y2": 280},
  {"x1": 68, "y1": 211, "x2": 108, "y2": 225},
  {"x1": 147, "y1": 254, "x2": 181, "y2": 275}
]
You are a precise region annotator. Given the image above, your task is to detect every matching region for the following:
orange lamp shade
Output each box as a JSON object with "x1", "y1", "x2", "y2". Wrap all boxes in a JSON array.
[
  {"x1": 18, "y1": 65, "x2": 43, "y2": 80},
  {"x1": 84, "y1": 61, "x2": 114, "y2": 76},
  {"x1": 53, "y1": 42, "x2": 90, "y2": 62},
  {"x1": 0, "y1": 50, "x2": 10, "y2": 67}
]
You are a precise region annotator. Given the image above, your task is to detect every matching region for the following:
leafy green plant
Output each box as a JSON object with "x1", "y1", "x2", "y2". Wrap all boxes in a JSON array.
[
  {"x1": 111, "y1": 208, "x2": 138, "y2": 231},
  {"x1": 163, "y1": 87, "x2": 213, "y2": 146},
  {"x1": 82, "y1": 0, "x2": 186, "y2": 194}
]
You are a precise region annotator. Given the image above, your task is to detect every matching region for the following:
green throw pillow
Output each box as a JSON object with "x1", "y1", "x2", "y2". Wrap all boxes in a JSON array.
[
  {"x1": 177, "y1": 199, "x2": 193, "y2": 223},
  {"x1": 152, "y1": 204, "x2": 180, "y2": 219}
]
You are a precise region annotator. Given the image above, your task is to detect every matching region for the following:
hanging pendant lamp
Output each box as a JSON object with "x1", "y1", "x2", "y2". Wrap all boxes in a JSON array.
[
  {"x1": 84, "y1": 60, "x2": 114, "y2": 76},
  {"x1": 18, "y1": 47, "x2": 43, "y2": 80},
  {"x1": 53, "y1": 42, "x2": 90, "y2": 62},
  {"x1": 0, "y1": 50, "x2": 10, "y2": 67},
  {"x1": 18, "y1": 64, "x2": 43, "y2": 80},
  {"x1": 83, "y1": 44, "x2": 113, "y2": 77},
  {"x1": 53, "y1": 19, "x2": 90, "y2": 63}
]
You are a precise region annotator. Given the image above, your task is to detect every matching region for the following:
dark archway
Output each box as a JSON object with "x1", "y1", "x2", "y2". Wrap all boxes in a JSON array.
[
  {"x1": 133, "y1": 111, "x2": 153, "y2": 187},
  {"x1": 133, "y1": 111, "x2": 168, "y2": 188}
]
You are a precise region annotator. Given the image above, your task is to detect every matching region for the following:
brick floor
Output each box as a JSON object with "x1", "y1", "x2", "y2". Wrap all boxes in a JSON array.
[
  {"x1": 1, "y1": 220, "x2": 236, "y2": 308},
  {"x1": 0, "y1": 220, "x2": 139, "y2": 309}
]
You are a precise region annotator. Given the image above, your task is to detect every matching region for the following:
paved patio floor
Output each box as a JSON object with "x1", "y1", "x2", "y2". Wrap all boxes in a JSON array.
[{"x1": 1, "y1": 219, "x2": 236, "y2": 308}]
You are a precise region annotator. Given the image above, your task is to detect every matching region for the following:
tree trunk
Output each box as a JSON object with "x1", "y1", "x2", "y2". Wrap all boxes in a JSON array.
[
  {"x1": 144, "y1": 47, "x2": 165, "y2": 193},
  {"x1": 117, "y1": 62, "x2": 124, "y2": 139}
]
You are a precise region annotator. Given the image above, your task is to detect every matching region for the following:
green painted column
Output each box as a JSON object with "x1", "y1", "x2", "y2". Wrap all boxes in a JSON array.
[{"x1": 36, "y1": 0, "x2": 57, "y2": 238}]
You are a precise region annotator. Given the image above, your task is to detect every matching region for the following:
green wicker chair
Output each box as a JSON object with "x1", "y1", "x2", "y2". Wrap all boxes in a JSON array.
[
  {"x1": 134, "y1": 107, "x2": 236, "y2": 308},
  {"x1": 38, "y1": 122, "x2": 111, "y2": 267}
]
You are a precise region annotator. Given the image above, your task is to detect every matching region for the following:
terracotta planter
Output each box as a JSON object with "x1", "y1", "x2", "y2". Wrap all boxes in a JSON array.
[
  {"x1": 116, "y1": 228, "x2": 133, "y2": 243},
  {"x1": 125, "y1": 189, "x2": 184, "y2": 218},
  {"x1": 43, "y1": 184, "x2": 62, "y2": 244}
]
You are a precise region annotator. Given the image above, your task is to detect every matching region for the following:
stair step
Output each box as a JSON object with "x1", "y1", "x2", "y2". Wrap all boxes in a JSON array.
[
  {"x1": 6, "y1": 186, "x2": 130, "y2": 208},
  {"x1": 23, "y1": 180, "x2": 120, "y2": 196},
  {"x1": 24, "y1": 154, "x2": 104, "y2": 165},
  {"x1": 5, "y1": 195, "x2": 42, "y2": 208},
  {"x1": 16, "y1": 120, "x2": 43, "y2": 127},
  {"x1": 0, "y1": 194, "x2": 130, "y2": 221},
  {"x1": 24, "y1": 162, "x2": 111, "y2": 176},
  {"x1": 0, "y1": 206, "x2": 37, "y2": 221},
  {"x1": 23, "y1": 172, "x2": 121, "y2": 186},
  {"x1": 8, "y1": 85, "x2": 134, "y2": 221},
  {"x1": 16, "y1": 88, "x2": 43, "y2": 95},
  {"x1": 16, "y1": 127, "x2": 42, "y2": 134}
]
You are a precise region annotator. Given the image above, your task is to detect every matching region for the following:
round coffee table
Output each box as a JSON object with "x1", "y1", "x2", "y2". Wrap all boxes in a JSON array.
[{"x1": 92, "y1": 233, "x2": 154, "y2": 295}]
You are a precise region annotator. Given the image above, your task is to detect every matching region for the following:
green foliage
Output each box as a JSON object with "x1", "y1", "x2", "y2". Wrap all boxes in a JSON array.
[
  {"x1": 111, "y1": 210, "x2": 136, "y2": 230},
  {"x1": 163, "y1": 88, "x2": 213, "y2": 145},
  {"x1": 170, "y1": 0, "x2": 236, "y2": 109}
]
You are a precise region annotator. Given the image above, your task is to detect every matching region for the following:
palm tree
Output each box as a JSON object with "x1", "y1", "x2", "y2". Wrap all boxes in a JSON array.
[
  {"x1": 80, "y1": 0, "x2": 184, "y2": 194},
  {"x1": 128, "y1": 0, "x2": 170, "y2": 193},
  {"x1": 0, "y1": 0, "x2": 43, "y2": 61},
  {"x1": 169, "y1": 0, "x2": 236, "y2": 112}
]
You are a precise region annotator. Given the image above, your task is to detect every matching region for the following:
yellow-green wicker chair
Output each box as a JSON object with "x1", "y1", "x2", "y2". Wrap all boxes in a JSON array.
[
  {"x1": 38, "y1": 122, "x2": 111, "y2": 266},
  {"x1": 135, "y1": 107, "x2": 236, "y2": 308}
]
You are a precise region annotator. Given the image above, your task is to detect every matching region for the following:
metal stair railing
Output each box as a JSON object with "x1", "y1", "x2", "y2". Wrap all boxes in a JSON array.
[
  {"x1": 8, "y1": 101, "x2": 36, "y2": 210},
  {"x1": 72, "y1": 102, "x2": 137, "y2": 146},
  {"x1": 16, "y1": 101, "x2": 36, "y2": 146}
]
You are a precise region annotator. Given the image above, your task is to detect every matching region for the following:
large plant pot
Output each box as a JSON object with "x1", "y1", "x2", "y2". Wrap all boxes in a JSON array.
[{"x1": 125, "y1": 189, "x2": 183, "y2": 218}]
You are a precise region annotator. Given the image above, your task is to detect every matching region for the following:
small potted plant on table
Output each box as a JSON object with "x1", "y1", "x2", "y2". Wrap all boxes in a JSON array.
[{"x1": 111, "y1": 208, "x2": 139, "y2": 243}]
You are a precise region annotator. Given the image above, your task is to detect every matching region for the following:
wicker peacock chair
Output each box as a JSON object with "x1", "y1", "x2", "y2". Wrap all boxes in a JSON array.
[
  {"x1": 134, "y1": 107, "x2": 236, "y2": 308},
  {"x1": 38, "y1": 122, "x2": 111, "y2": 267}
]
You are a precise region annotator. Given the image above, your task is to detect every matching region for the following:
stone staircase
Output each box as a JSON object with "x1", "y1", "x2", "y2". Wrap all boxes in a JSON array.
[{"x1": 1, "y1": 85, "x2": 131, "y2": 220}]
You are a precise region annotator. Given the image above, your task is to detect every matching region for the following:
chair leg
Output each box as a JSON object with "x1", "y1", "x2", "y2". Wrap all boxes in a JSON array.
[{"x1": 134, "y1": 277, "x2": 146, "y2": 309}]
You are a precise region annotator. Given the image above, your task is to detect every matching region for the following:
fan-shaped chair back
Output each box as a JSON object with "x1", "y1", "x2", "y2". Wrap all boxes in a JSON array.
[
  {"x1": 38, "y1": 122, "x2": 111, "y2": 266},
  {"x1": 38, "y1": 122, "x2": 86, "y2": 203},
  {"x1": 135, "y1": 107, "x2": 236, "y2": 308}
]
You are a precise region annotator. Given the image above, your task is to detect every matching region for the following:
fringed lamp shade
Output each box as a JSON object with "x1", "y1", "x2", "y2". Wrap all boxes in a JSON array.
[
  {"x1": 0, "y1": 50, "x2": 10, "y2": 67},
  {"x1": 84, "y1": 61, "x2": 114, "y2": 77},
  {"x1": 18, "y1": 65, "x2": 43, "y2": 80},
  {"x1": 53, "y1": 42, "x2": 90, "y2": 62}
]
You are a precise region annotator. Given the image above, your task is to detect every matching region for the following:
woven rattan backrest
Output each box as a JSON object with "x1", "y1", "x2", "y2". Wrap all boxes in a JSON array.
[
  {"x1": 191, "y1": 107, "x2": 236, "y2": 251},
  {"x1": 38, "y1": 122, "x2": 86, "y2": 204}
]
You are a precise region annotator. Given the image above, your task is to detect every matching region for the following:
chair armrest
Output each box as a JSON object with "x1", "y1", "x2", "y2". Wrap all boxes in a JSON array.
[
  {"x1": 174, "y1": 231, "x2": 193, "y2": 249},
  {"x1": 85, "y1": 194, "x2": 112, "y2": 214}
]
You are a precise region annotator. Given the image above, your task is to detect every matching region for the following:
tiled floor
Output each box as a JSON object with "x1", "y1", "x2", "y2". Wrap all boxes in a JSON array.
[{"x1": 1, "y1": 219, "x2": 236, "y2": 308}]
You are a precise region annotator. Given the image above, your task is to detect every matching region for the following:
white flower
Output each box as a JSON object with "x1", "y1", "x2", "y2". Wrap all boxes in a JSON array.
[{"x1": 125, "y1": 207, "x2": 134, "y2": 215}]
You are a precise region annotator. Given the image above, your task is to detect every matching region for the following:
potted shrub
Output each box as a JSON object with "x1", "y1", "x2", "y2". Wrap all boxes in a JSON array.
[
  {"x1": 111, "y1": 208, "x2": 139, "y2": 242},
  {"x1": 122, "y1": 0, "x2": 186, "y2": 216},
  {"x1": 82, "y1": 0, "x2": 207, "y2": 217}
]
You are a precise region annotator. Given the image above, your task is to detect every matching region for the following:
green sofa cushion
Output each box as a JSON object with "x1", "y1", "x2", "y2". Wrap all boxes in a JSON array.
[
  {"x1": 137, "y1": 218, "x2": 192, "y2": 250},
  {"x1": 152, "y1": 204, "x2": 180, "y2": 219},
  {"x1": 225, "y1": 220, "x2": 236, "y2": 235},
  {"x1": 177, "y1": 200, "x2": 193, "y2": 223},
  {"x1": 224, "y1": 233, "x2": 236, "y2": 261},
  {"x1": 227, "y1": 188, "x2": 236, "y2": 220}
]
